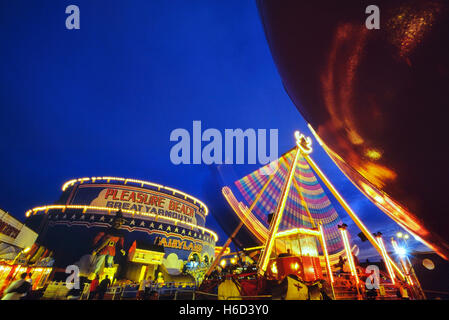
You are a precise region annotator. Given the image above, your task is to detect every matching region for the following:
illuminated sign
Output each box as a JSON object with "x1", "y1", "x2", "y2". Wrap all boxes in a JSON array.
[
  {"x1": 79, "y1": 185, "x2": 199, "y2": 225},
  {"x1": 103, "y1": 188, "x2": 195, "y2": 216},
  {"x1": 61, "y1": 176, "x2": 209, "y2": 216},
  {"x1": 1, "y1": 209, "x2": 38, "y2": 249},
  {"x1": 0, "y1": 219, "x2": 20, "y2": 239},
  {"x1": 155, "y1": 236, "x2": 203, "y2": 253}
]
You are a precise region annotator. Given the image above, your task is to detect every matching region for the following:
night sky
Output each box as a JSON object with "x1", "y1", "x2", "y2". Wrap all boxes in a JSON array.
[{"x1": 0, "y1": 0, "x2": 426, "y2": 260}]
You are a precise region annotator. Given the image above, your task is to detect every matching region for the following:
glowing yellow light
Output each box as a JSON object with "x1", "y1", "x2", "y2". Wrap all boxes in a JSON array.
[
  {"x1": 361, "y1": 182, "x2": 386, "y2": 205},
  {"x1": 61, "y1": 176, "x2": 209, "y2": 216},
  {"x1": 365, "y1": 149, "x2": 382, "y2": 160},
  {"x1": 307, "y1": 124, "x2": 324, "y2": 146},
  {"x1": 319, "y1": 224, "x2": 334, "y2": 283},
  {"x1": 243, "y1": 246, "x2": 264, "y2": 251},
  {"x1": 397, "y1": 232, "x2": 403, "y2": 238},
  {"x1": 23, "y1": 247, "x2": 31, "y2": 253},
  {"x1": 275, "y1": 228, "x2": 320, "y2": 238},
  {"x1": 294, "y1": 131, "x2": 313, "y2": 154},
  {"x1": 24, "y1": 204, "x2": 218, "y2": 242},
  {"x1": 220, "y1": 260, "x2": 226, "y2": 268},
  {"x1": 377, "y1": 235, "x2": 396, "y2": 285},
  {"x1": 259, "y1": 146, "x2": 302, "y2": 273},
  {"x1": 404, "y1": 234, "x2": 409, "y2": 240},
  {"x1": 340, "y1": 228, "x2": 359, "y2": 284},
  {"x1": 230, "y1": 258, "x2": 236, "y2": 265},
  {"x1": 215, "y1": 246, "x2": 231, "y2": 255},
  {"x1": 271, "y1": 262, "x2": 278, "y2": 274}
]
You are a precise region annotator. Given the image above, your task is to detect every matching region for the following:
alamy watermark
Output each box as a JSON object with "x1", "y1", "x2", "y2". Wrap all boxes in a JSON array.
[
  {"x1": 169, "y1": 121, "x2": 279, "y2": 170},
  {"x1": 63, "y1": 5, "x2": 379, "y2": 31},
  {"x1": 65, "y1": 265, "x2": 80, "y2": 290},
  {"x1": 365, "y1": 265, "x2": 380, "y2": 289},
  {"x1": 365, "y1": 5, "x2": 380, "y2": 30},
  {"x1": 65, "y1": 5, "x2": 80, "y2": 30}
]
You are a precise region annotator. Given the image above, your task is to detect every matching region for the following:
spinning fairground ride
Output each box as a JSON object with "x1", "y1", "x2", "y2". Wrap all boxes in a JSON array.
[{"x1": 200, "y1": 132, "x2": 426, "y2": 300}]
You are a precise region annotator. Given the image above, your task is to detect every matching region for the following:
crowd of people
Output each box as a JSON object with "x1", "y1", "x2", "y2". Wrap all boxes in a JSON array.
[
  {"x1": 81, "y1": 276, "x2": 162, "y2": 300},
  {"x1": 0, "y1": 252, "x2": 412, "y2": 300},
  {"x1": 333, "y1": 254, "x2": 412, "y2": 300}
]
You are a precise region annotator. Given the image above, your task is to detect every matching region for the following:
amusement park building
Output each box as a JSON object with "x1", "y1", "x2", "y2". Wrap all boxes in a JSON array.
[
  {"x1": 0, "y1": 208, "x2": 38, "y2": 261},
  {"x1": 24, "y1": 177, "x2": 217, "y2": 281}
]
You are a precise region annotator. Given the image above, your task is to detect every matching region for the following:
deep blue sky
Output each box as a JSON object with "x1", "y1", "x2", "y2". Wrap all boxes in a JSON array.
[{"x1": 0, "y1": 0, "x2": 425, "y2": 259}]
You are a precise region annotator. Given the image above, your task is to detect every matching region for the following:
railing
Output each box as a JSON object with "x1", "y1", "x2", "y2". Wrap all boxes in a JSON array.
[
  {"x1": 36, "y1": 271, "x2": 419, "y2": 301},
  {"x1": 224, "y1": 295, "x2": 272, "y2": 300},
  {"x1": 331, "y1": 270, "x2": 418, "y2": 300},
  {"x1": 41, "y1": 281, "x2": 90, "y2": 300},
  {"x1": 91, "y1": 283, "x2": 198, "y2": 300}
]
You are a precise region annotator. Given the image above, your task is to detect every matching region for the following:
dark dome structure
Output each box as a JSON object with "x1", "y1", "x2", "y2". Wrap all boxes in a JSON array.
[{"x1": 257, "y1": 0, "x2": 449, "y2": 259}]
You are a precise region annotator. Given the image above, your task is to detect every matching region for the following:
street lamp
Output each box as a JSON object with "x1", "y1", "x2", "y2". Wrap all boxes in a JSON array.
[
  {"x1": 400, "y1": 233, "x2": 410, "y2": 247},
  {"x1": 396, "y1": 246, "x2": 407, "y2": 257}
]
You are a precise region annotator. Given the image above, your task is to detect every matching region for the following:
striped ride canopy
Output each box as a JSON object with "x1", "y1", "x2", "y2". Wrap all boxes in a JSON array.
[{"x1": 234, "y1": 149, "x2": 344, "y2": 255}]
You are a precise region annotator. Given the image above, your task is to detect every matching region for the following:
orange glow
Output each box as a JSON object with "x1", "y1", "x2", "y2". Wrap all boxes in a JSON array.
[
  {"x1": 319, "y1": 22, "x2": 398, "y2": 191},
  {"x1": 377, "y1": 235, "x2": 396, "y2": 285},
  {"x1": 271, "y1": 262, "x2": 278, "y2": 274},
  {"x1": 357, "y1": 162, "x2": 397, "y2": 190},
  {"x1": 215, "y1": 246, "x2": 231, "y2": 256},
  {"x1": 308, "y1": 127, "x2": 441, "y2": 259},
  {"x1": 361, "y1": 182, "x2": 386, "y2": 205},
  {"x1": 339, "y1": 227, "x2": 359, "y2": 284},
  {"x1": 304, "y1": 152, "x2": 405, "y2": 278},
  {"x1": 319, "y1": 224, "x2": 334, "y2": 283},
  {"x1": 387, "y1": 3, "x2": 442, "y2": 62},
  {"x1": 294, "y1": 131, "x2": 313, "y2": 154},
  {"x1": 365, "y1": 149, "x2": 382, "y2": 161},
  {"x1": 321, "y1": 23, "x2": 367, "y2": 146}
]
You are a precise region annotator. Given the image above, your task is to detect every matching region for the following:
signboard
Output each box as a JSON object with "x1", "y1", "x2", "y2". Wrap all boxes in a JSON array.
[
  {"x1": 0, "y1": 209, "x2": 38, "y2": 249},
  {"x1": 0, "y1": 218, "x2": 20, "y2": 239},
  {"x1": 70, "y1": 184, "x2": 201, "y2": 225},
  {"x1": 155, "y1": 236, "x2": 203, "y2": 253}
]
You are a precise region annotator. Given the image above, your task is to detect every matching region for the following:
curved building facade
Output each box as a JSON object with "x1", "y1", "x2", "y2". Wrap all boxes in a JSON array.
[{"x1": 25, "y1": 177, "x2": 217, "y2": 278}]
